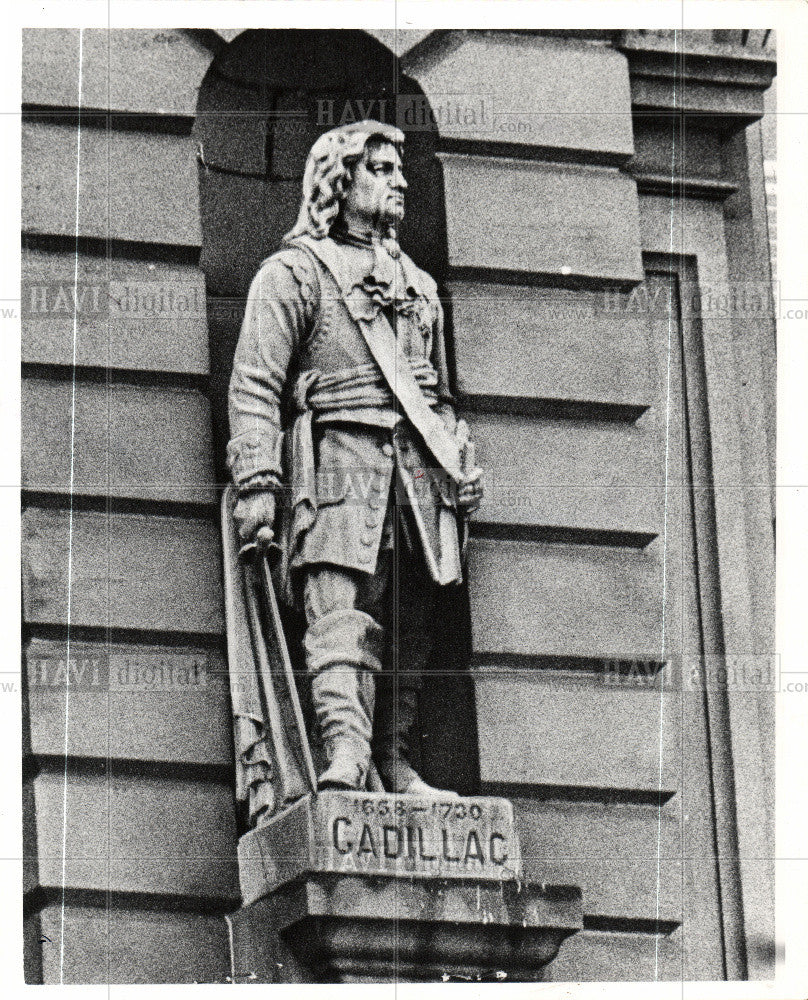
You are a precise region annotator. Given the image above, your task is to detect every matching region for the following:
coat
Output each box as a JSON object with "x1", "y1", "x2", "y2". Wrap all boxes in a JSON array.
[{"x1": 227, "y1": 233, "x2": 464, "y2": 607}]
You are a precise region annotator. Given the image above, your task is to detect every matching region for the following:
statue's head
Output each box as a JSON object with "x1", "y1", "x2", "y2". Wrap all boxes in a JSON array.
[{"x1": 285, "y1": 120, "x2": 406, "y2": 243}]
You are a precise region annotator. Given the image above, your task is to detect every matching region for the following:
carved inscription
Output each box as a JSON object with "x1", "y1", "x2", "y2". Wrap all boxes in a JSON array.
[{"x1": 314, "y1": 792, "x2": 521, "y2": 880}]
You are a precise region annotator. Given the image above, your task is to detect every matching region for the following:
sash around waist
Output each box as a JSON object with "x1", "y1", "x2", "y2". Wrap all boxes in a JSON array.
[
  {"x1": 285, "y1": 358, "x2": 444, "y2": 558},
  {"x1": 294, "y1": 358, "x2": 439, "y2": 417}
]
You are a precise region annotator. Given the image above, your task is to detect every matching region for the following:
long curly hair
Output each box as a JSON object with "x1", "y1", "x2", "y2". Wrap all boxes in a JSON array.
[{"x1": 284, "y1": 120, "x2": 405, "y2": 243}]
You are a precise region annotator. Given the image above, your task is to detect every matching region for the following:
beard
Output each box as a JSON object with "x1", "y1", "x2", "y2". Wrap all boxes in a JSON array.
[
  {"x1": 376, "y1": 194, "x2": 405, "y2": 231},
  {"x1": 342, "y1": 185, "x2": 405, "y2": 237}
]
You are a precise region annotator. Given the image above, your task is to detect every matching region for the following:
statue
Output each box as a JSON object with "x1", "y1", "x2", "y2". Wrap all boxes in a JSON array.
[
  {"x1": 222, "y1": 120, "x2": 483, "y2": 829},
  {"x1": 221, "y1": 122, "x2": 583, "y2": 981}
]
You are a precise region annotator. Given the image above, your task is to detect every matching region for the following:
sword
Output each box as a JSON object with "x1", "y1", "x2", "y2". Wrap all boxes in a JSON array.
[{"x1": 239, "y1": 534, "x2": 318, "y2": 796}]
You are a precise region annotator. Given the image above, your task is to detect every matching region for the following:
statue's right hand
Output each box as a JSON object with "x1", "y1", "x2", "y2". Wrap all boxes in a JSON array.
[{"x1": 233, "y1": 491, "x2": 276, "y2": 547}]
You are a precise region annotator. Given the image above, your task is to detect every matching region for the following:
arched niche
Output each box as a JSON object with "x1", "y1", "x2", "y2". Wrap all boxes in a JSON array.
[{"x1": 193, "y1": 29, "x2": 478, "y2": 796}]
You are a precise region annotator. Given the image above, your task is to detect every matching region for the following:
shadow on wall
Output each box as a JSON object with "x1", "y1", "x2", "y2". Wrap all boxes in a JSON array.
[{"x1": 193, "y1": 29, "x2": 478, "y2": 796}]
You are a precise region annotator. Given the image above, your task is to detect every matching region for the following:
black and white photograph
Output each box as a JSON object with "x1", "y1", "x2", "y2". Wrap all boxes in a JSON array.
[{"x1": 10, "y1": 3, "x2": 806, "y2": 992}]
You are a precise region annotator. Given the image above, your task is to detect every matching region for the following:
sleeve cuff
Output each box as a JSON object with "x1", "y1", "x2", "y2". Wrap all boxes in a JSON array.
[
  {"x1": 236, "y1": 472, "x2": 283, "y2": 497},
  {"x1": 226, "y1": 430, "x2": 285, "y2": 488}
]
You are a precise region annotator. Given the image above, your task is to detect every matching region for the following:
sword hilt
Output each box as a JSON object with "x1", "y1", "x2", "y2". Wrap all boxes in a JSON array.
[{"x1": 239, "y1": 528, "x2": 281, "y2": 563}]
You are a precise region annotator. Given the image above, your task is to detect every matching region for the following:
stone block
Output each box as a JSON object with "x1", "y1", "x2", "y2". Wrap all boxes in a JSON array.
[
  {"x1": 36, "y1": 902, "x2": 231, "y2": 984},
  {"x1": 408, "y1": 32, "x2": 633, "y2": 159},
  {"x1": 467, "y1": 535, "x2": 682, "y2": 662},
  {"x1": 552, "y1": 925, "x2": 682, "y2": 982},
  {"x1": 440, "y1": 153, "x2": 643, "y2": 283},
  {"x1": 22, "y1": 508, "x2": 224, "y2": 634},
  {"x1": 449, "y1": 280, "x2": 657, "y2": 409},
  {"x1": 238, "y1": 791, "x2": 521, "y2": 905},
  {"x1": 472, "y1": 666, "x2": 680, "y2": 796},
  {"x1": 469, "y1": 411, "x2": 670, "y2": 538},
  {"x1": 22, "y1": 28, "x2": 214, "y2": 116},
  {"x1": 22, "y1": 120, "x2": 201, "y2": 246},
  {"x1": 22, "y1": 380, "x2": 215, "y2": 503},
  {"x1": 30, "y1": 771, "x2": 239, "y2": 900},
  {"x1": 21, "y1": 248, "x2": 210, "y2": 374},
  {"x1": 25, "y1": 638, "x2": 232, "y2": 766}
]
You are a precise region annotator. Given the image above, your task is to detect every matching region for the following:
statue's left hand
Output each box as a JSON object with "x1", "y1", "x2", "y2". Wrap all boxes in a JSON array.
[{"x1": 457, "y1": 467, "x2": 484, "y2": 516}]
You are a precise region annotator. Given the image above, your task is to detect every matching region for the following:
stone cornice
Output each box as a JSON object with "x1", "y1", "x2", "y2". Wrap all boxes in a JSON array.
[
  {"x1": 617, "y1": 30, "x2": 776, "y2": 130},
  {"x1": 631, "y1": 171, "x2": 739, "y2": 202}
]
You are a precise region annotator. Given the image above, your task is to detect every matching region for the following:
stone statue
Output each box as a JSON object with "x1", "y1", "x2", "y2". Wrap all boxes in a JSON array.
[
  {"x1": 222, "y1": 120, "x2": 483, "y2": 829},
  {"x1": 221, "y1": 123, "x2": 582, "y2": 980}
]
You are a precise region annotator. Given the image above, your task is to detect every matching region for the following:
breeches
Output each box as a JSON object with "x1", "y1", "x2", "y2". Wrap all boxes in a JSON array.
[{"x1": 302, "y1": 547, "x2": 438, "y2": 677}]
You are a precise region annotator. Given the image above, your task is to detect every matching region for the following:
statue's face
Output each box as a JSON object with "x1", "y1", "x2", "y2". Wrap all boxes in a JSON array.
[{"x1": 342, "y1": 140, "x2": 407, "y2": 231}]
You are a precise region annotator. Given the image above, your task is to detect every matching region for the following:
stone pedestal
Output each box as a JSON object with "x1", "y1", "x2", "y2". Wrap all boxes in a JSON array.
[{"x1": 227, "y1": 792, "x2": 582, "y2": 983}]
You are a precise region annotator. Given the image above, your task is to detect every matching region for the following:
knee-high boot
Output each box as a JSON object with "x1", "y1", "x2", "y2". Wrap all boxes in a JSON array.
[
  {"x1": 372, "y1": 673, "x2": 457, "y2": 795},
  {"x1": 304, "y1": 607, "x2": 384, "y2": 792},
  {"x1": 311, "y1": 663, "x2": 376, "y2": 790}
]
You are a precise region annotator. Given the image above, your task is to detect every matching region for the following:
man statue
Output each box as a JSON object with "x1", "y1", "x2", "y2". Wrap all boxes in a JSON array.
[{"x1": 227, "y1": 120, "x2": 483, "y2": 823}]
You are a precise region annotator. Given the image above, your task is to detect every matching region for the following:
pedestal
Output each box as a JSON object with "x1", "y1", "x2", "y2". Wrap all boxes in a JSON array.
[{"x1": 227, "y1": 792, "x2": 582, "y2": 983}]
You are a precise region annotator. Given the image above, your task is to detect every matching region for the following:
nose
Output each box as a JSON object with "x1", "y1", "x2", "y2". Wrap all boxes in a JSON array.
[{"x1": 392, "y1": 169, "x2": 407, "y2": 191}]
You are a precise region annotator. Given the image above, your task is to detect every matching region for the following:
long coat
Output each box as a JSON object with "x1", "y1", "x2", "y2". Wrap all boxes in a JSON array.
[{"x1": 227, "y1": 233, "x2": 464, "y2": 606}]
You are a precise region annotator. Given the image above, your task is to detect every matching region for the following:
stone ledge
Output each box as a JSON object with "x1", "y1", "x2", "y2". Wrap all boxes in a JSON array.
[
  {"x1": 618, "y1": 30, "x2": 775, "y2": 70},
  {"x1": 228, "y1": 872, "x2": 583, "y2": 983}
]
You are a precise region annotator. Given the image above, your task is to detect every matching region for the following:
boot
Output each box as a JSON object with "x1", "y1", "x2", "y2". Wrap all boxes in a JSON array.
[
  {"x1": 373, "y1": 674, "x2": 458, "y2": 796},
  {"x1": 311, "y1": 663, "x2": 375, "y2": 791}
]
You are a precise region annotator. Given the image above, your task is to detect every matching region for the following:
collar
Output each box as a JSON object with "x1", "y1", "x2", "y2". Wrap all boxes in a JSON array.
[
  {"x1": 331, "y1": 224, "x2": 401, "y2": 260},
  {"x1": 331, "y1": 225, "x2": 374, "y2": 250},
  {"x1": 290, "y1": 234, "x2": 424, "y2": 324}
]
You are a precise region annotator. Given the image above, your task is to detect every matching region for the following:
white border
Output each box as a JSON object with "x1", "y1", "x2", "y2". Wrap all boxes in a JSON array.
[{"x1": 4, "y1": 3, "x2": 806, "y2": 999}]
